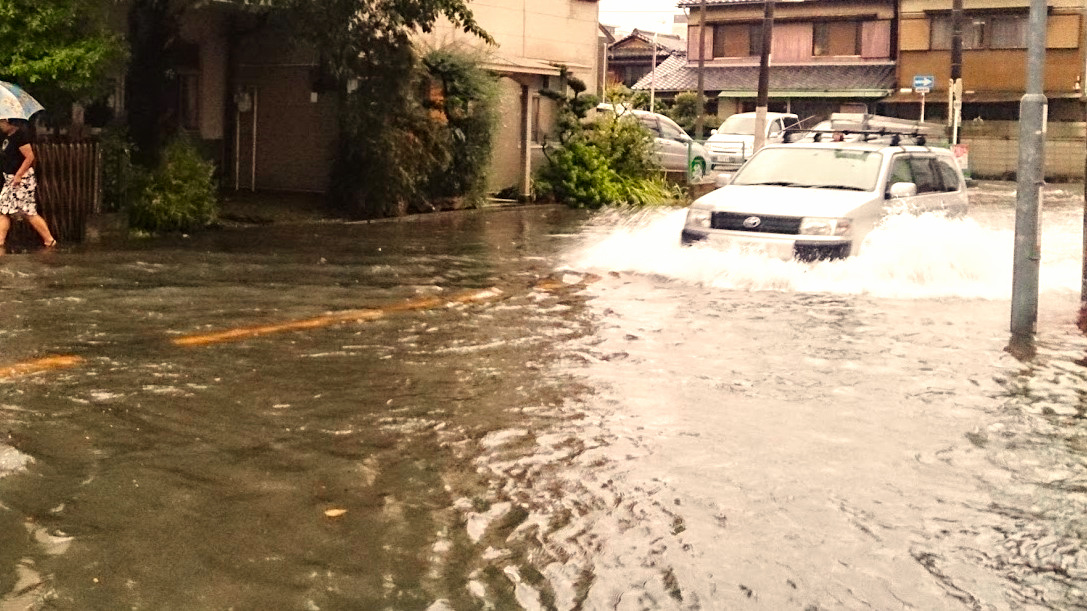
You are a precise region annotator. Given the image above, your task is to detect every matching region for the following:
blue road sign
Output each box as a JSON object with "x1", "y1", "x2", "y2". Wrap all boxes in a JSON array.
[{"x1": 913, "y1": 75, "x2": 935, "y2": 91}]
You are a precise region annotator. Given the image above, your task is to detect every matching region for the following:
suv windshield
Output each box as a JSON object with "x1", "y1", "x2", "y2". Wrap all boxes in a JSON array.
[
  {"x1": 731, "y1": 147, "x2": 884, "y2": 191},
  {"x1": 718, "y1": 115, "x2": 756, "y2": 135}
]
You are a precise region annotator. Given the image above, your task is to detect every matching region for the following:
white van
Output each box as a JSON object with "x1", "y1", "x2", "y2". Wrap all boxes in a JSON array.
[{"x1": 705, "y1": 112, "x2": 799, "y2": 171}]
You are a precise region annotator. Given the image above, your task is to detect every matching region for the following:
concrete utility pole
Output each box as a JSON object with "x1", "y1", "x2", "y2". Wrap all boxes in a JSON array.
[
  {"x1": 752, "y1": 0, "x2": 774, "y2": 152},
  {"x1": 695, "y1": 0, "x2": 707, "y2": 140},
  {"x1": 949, "y1": 0, "x2": 963, "y2": 144},
  {"x1": 650, "y1": 31, "x2": 658, "y2": 112},
  {"x1": 1009, "y1": 0, "x2": 1049, "y2": 357}
]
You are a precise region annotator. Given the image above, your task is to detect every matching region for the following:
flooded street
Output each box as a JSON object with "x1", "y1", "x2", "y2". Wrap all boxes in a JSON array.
[{"x1": 3, "y1": 186, "x2": 1087, "y2": 609}]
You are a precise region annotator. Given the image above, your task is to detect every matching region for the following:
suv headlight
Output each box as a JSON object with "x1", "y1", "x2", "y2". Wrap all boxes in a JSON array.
[
  {"x1": 685, "y1": 208, "x2": 712, "y2": 229},
  {"x1": 799, "y1": 217, "x2": 851, "y2": 236}
]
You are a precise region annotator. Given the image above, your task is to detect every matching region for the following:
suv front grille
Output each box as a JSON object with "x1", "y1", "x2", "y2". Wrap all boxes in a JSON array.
[{"x1": 712, "y1": 212, "x2": 802, "y2": 235}]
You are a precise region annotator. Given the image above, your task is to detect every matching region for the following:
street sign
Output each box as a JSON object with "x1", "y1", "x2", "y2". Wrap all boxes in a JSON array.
[{"x1": 913, "y1": 74, "x2": 935, "y2": 93}]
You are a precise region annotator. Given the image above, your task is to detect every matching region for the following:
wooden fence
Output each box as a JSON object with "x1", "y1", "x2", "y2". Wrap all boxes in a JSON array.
[{"x1": 6, "y1": 142, "x2": 102, "y2": 247}]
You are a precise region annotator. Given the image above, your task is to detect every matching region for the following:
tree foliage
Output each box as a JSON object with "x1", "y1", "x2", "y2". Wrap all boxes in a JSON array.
[
  {"x1": 0, "y1": 0, "x2": 126, "y2": 117},
  {"x1": 276, "y1": 0, "x2": 494, "y2": 216}
]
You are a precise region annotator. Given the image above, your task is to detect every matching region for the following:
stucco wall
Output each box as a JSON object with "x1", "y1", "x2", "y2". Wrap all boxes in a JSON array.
[{"x1": 423, "y1": 0, "x2": 601, "y2": 95}]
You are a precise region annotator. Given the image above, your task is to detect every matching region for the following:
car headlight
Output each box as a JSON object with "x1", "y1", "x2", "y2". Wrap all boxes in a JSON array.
[
  {"x1": 799, "y1": 217, "x2": 851, "y2": 236},
  {"x1": 685, "y1": 208, "x2": 712, "y2": 229}
]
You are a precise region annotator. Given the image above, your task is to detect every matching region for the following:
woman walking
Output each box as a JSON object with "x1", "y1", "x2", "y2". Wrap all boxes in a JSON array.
[{"x1": 0, "y1": 117, "x2": 56, "y2": 253}]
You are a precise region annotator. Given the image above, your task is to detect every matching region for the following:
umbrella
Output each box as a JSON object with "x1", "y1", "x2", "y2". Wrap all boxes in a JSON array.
[{"x1": 0, "y1": 81, "x2": 44, "y2": 120}]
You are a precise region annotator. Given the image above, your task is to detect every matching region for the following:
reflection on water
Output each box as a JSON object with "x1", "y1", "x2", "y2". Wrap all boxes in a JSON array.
[{"x1": 3, "y1": 194, "x2": 1087, "y2": 609}]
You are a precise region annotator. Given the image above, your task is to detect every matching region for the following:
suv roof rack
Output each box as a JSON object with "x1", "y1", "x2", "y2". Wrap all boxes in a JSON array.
[{"x1": 783, "y1": 112, "x2": 943, "y2": 146}]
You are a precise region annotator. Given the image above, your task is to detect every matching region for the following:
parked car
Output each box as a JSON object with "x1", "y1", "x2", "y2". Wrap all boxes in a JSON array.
[
  {"x1": 680, "y1": 140, "x2": 968, "y2": 260},
  {"x1": 705, "y1": 111, "x2": 800, "y2": 171},
  {"x1": 593, "y1": 104, "x2": 710, "y2": 181}
]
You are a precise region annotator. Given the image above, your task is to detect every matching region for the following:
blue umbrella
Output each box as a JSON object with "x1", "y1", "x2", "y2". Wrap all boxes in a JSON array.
[{"x1": 0, "y1": 81, "x2": 44, "y2": 120}]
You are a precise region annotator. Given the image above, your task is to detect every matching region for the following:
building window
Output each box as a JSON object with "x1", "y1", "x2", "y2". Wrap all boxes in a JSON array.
[
  {"x1": 813, "y1": 21, "x2": 860, "y2": 56},
  {"x1": 931, "y1": 14, "x2": 1026, "y2": 50},
  {"x1": 712, "y1": 24, "x2": 760, "y2": 58}
]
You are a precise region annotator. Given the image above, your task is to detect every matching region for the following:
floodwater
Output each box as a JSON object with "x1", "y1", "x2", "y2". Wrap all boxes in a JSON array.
[{"x1": 2, "y1": 185, "x2": 1086, "y2": 610}]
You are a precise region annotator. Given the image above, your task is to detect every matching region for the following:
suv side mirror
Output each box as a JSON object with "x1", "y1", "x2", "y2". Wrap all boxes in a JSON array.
[
  {"x1": 710, "y1": 129, "x2": 718, "y2": 135},
  {"x1": 888, "y1": 182, "x2": 917, "y2": 199},
  {"x1": 715, "y1": 173, "x2": 732, "y2": 188}
]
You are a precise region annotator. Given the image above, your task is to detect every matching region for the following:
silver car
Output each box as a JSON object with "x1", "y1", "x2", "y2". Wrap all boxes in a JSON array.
[
  {"x1": 594, "y1": 105, "x2": 710, "y2": 181},
  {"x1": 680, "y1": 141, "x2": 968, "y2": 260}
]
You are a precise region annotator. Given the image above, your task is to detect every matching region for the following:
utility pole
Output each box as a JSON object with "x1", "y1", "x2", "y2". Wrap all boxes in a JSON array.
[
  {"x1": 752, "y1": 0, "x2": 774, "y2": 152},
  {"x1": 650, "y1": 31, "x2": 658, "y2": 112},
  {"x1": 949, "y1": 0, "x2": 963, "y2": 144},
  {"x1": 695, "y1": 0, "x2": 707, "y2": 140},
  {"x1": 1009, "y1": 0, "x2": 1048, "y2": 358}
]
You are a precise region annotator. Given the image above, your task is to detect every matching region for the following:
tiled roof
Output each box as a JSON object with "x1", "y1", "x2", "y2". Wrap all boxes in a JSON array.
[
  {"x1": 677, "y1": 0, "x2": 820, "y2": 6},
  {"x1": 631, "y1": 60, "x2": 896, "y2": 97},
  {"x1": 609, "y1": 29, "x2": 687, "y2": 56}
]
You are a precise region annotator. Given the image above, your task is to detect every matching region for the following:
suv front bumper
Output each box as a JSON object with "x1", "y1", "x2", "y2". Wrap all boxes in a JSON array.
[{"x1": 680, "y1": 229, "x2": 852, "y2": 261}]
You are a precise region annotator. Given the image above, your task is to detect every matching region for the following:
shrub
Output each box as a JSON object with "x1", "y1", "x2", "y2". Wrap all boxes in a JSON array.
[
  {"x1": 127, "y1": 137, "x2": 218, "y2": 233},
  {"x1": 535, "y1": 73, "x2": 676, "y2": 209},
  {"x1": 422, "y1": 47, "x2": 499, "y2": 205},
  {"x1": 329, "y1": 46, "x2": 499, "y2": 217}
]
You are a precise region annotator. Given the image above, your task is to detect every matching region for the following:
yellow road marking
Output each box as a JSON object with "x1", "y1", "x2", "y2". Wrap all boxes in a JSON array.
[
  {"x1": 0, "y1": 355, "x2": 84, "y2": 380},
  {"x1": 171, "y1": 287, "x2": 506, "y2": 347}
]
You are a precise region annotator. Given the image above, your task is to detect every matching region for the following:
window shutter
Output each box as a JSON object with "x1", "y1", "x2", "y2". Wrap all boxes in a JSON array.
[
  {"x1": 687, "y1": 25, "x2": 713, "y2": 60},
  {"x1": 861, "y1": 21, "x2": 891, "y2": 58}
]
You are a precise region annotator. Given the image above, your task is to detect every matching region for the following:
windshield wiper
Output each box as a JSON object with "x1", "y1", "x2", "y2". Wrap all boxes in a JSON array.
[
  {"x1": 811, "y1": 184, "x2": 867, "y2": 191},
  {"x1": 747, "y1": 181, "x2": 802, "y2": 187}
]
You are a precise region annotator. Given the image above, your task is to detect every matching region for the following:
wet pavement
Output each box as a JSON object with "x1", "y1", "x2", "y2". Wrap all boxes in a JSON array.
[{"x1": 2, "y1": 187, "x2": 1087, "y2": 610}]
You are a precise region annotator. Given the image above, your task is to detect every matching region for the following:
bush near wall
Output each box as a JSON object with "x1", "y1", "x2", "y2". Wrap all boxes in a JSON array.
[{"x1": 127, "y1": 137, "x2": 218, "y2": 233}]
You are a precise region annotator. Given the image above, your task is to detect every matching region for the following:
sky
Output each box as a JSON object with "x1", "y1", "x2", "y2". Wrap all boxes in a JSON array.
[{"x1": 599, "y1": 0, "x2": 685, "y2": 34}]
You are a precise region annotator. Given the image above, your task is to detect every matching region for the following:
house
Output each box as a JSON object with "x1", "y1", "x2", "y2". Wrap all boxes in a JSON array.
[
  {"x1": 880, "y1": 0, "x2": 1087, "y2": 178},
  {"x1": 418, "y1": 0, "x2": 604, "y2": 196},
  {"x1": 635, "y1": 0, "x2": 897, "y2": 124},
  {"x1": 607, "y1": 28, "x2": 687, "y2": 87},
  {"x1": 117, "y1": 0, "x2": 603, "y2": 199}
]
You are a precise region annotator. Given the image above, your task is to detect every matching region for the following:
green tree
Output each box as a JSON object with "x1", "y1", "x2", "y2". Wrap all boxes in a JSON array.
[
  {"x1": 0, "y1": 0, "x2": 125, "y2": 120},
  {"x1": 660, "y1": 91, "x2": 713, "y2": 135}
]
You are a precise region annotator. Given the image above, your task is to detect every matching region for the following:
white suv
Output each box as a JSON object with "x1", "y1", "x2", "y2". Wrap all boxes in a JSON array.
[{"x1": 681, "y1": 140, "x2": 968, "y2": 260}]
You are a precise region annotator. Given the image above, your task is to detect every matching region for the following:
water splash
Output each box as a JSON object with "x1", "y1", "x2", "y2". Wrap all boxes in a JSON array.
[{"x1": 563, "y1": 207, "x2": 1082, "y2": 299}]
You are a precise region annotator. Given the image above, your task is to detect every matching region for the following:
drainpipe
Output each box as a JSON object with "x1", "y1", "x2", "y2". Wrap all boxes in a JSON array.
[{"x1": 521, "y1": 84, "x2": 532, "y2": 200}]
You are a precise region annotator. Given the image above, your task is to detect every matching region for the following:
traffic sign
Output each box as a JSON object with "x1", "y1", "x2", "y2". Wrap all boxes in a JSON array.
[{"x1": 913, "y1": 74, "x2": 935, "y2": 93}]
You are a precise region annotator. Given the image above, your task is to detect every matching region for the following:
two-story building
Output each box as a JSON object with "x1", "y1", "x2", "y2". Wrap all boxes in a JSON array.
[
  {"x1": 607, "y1": 29, "x2": 687, "y2": 87},
  {"x1": 880, "y1": 0, "x2": 1087, "y2": 178},
  {"x1": 113, "y1": 0, "x2": 602, "y2": 198},
  {"x1": 635, "y1": 0, "x2": 897, "y2": 124},
  {"x1": 419, "y1": 0, "x2": 603, "y2": 195}
]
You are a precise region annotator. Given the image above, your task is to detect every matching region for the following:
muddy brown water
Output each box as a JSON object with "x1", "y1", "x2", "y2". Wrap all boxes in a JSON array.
[{"x1": 2, "y1": 193, "x2": 1086, "y2": 610}]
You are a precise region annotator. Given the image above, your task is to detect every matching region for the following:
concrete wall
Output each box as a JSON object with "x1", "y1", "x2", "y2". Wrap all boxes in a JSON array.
[{"x1": 962, "y1": 121, "x2": 1087, "y2": 179}]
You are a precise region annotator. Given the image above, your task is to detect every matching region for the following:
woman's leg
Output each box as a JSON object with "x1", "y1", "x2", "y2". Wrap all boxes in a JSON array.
[
  {"x1": 26, "y1": 214, "x2": 56, "y2": 246},
  {"x1": 0, "y1": 214, "x2": 9, "y2": 246}
]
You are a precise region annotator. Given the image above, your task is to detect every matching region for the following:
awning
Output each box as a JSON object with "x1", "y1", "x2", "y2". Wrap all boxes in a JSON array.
[
  {"x1": 881, "y1": 91, "x2": 1082, "y2": 103},
  {"x1": 484, "y1": 56, "x2": 564, "y2": 78},
  {"x1": 717, "y1": 89, "x2": 892, "y2": 99}
]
